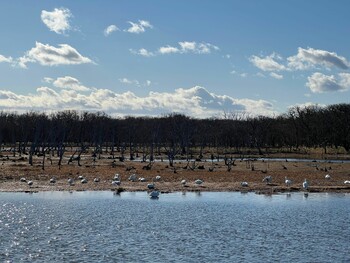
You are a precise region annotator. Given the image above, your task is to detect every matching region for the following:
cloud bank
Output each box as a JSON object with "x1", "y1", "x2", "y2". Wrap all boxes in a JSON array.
[{"x1": 0, "y1": 83, "x2": 275, "y2": 118}]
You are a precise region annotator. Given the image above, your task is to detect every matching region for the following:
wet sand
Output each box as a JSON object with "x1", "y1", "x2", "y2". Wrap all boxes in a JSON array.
[{"x1": 1, "y1": 154, "x2": 350, "y2": 193}]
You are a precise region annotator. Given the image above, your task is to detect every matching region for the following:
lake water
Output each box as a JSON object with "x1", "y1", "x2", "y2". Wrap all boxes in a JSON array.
[{"x1": 0, "y1": 191, "x2": 349, "y2": 263}]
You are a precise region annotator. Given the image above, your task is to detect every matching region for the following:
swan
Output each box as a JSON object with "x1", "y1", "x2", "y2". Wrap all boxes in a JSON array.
[
  {"x1": 78, "y1": 175, "x2": 84, "y2": 180},
  {"x1": 147, "y1": 183, "x2": 155, "y2": 189},
  {"x1": 27, "y1": 180, "x2": 33, "y2": 186},
  {"x1": 195, "y1": 179, "x2": 203, "y2": 185},
  {"x1": 20, "y1": 177, "x2": 26, "y2": 182},
  {"x1": 262, "y1": 176, "x2": 272, "y2": 184},
  {"x1": 50, "y1": 178, "x2": 56, "y2": 184},
  {"x1": 112, "y1": 180, "x2": 121, "y2": 186},
  {"x1": 181, "y1": 179, "x2": 187, "y2": 185},
  {"x1": 128, "y1": 174, "x2": 137, "y2": 182},
  {"x1": 94, "y1": 177, "x2": 100, "y2": 183},
  {"x1": 68, "y1": 178, "x2": 74, "y2": 185},
  {"x1": 113, "y1": 174, "x2": 120, "y2": 180},
  {"x1": 241, "y1": 182, "x2": 249, "y2": 187},
  {"x1": 81, "y1": 178, "x2": 88, "y2": 184},
  {"x1": 344, "y1": 180, "x2": 350, "y2": 184},
  {"x1": 139, "y1": 177, "x2": 147, "y2": 182},
  {"x1": 155, "y1": 175, "x2": 161, "y2": 181},
  {"x1": 285, "y1": 176, "x2": 292, "y2": 187},
  {"x1": 302, "y1": 179, "x2": 309, "y2": 190},
  {"x1": 149, "y1": 190, "x2": 160, "y2": 198},
  {"x1": 325, "y1": 174, "x2": 331, "y2": 179}
]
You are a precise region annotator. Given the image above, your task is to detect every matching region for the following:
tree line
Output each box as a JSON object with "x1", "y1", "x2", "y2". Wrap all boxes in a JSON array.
[{"x1": 0, "y1": 103, "x2": 349, "y2": 164}]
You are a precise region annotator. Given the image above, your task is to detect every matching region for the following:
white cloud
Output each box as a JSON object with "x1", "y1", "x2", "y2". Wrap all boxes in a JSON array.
[
  {"x1": 17, "y1": 42, "x2": 93, "y2": 68},
  {"x1": 306, "y1": 72, "x2": 350, "y2": 93},
  {"x1": 249, "y1": 53, "x2": 286, "y2": 72},
  {"x1": 145, "y1": 80, "x2": 151, "y2": 86},
  {"x1": 41, "y1": 8, "x2": 72, "y2": 35},
  {"x1": 240, "y1": 73, "x2": 248, "y2": 78},
  {"x1": 137, "y1": 41, "x2": 219, "y2": 57},
  {"x1": 129, "y1": 48, "x2": 154, "y2": 57},
  {"x1": 42, "y1": 77, "x2": 54, "y2": 83},
  {"x1": 119, "y1": 78, "x2": 140, "y2": 86},
  {"x1": 125, "y1": 20, "x2": 153, "y2": 34},
  {"x1": 104, "y1": 25, "x2": 119, "y2": 36},
  {"x1": 0, "y1": 85, "x2": 276, "y2": 117},
  {"x1": 0, "y1": 54, "x2": 13, "y2": 63},
  {"x1": 288, "y1": 47, "x2": 350, "y2": 70},
  {"x1": 270, "y1": 72, "x2": 283, "y2": 79},
  {"x1": 158, "y1": 46, "x2": 180, "y2": 54},
  {"x1": 53, "y1": 76, "x2": 90, "y2": 91}
]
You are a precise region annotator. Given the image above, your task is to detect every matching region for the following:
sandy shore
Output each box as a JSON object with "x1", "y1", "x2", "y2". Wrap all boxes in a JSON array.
[{"x1": 1, "y1": 154, "x2": 350, "y2": 193}]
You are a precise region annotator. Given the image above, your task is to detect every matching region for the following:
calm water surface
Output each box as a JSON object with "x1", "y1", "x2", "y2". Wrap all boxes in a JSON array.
[{"x1": 0, "y1": 191, "x2": 349, "y2": 263}]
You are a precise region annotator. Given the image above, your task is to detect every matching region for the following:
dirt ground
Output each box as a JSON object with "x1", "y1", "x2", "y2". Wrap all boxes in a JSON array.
[{"x1": 1, "y1": 153, "x2": 350, "y2": 193}]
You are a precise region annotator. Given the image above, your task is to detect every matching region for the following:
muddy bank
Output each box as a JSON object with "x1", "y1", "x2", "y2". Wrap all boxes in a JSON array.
[{"x1": 1, "y1": 155, "x2": 350, "y2": 193}]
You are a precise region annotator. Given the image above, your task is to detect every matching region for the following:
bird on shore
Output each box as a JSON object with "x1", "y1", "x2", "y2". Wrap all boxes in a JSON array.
[
  {"x1": 181, "y1": 179, "x2": 187, "y2": 186},
  {"x1": 262, "y1": 176, "x2": 272, "y2": 184},
  {"x1": 20, "y1": 177, "x2": 26, "y2": 182},
  {"x1": 147, "y1": 183, "x2": 155, "y2": 189},
  {"x1": 325, "y1": 174, "x2": 331, "y2": 180},
  {"x1": 155, "y1": 175, "x2": 161, "y2": 181},
  {"x1": 285, "y1": 176, "x2": 292, "y2": 187},
  {"x1": 302, "y1": 179, "x2": 309, "y2": 190},
  {"x1": 241, "y1": 181, "x2": 249, "y2": 187},
  {"x1": 68, "y1": 178, "x2": 74, "y2": 185},
  {"x1": 112, "y1": 180, "x2": 121, "y2": 186},
  {"x1": 27, "y1": 180, "x2": 33, "y2": 186},
  {"x1": 195, "y1": 179, "x2": 203, "y2": 185},
  {"x1": 344, "y1": 180, "x2": 350, "y2": 184},
  {"x1": 50, "y1": 177, "x2": 56, "y2": 184},
  {"x1": 81, "y1": 178, "x2": 88, "y2": 184},
  {"x1": 94, "y1": 177, "x2": 100, "y2": 183},
  {"x1": 113, "y1": 174, "x2": 120, "y2": 181}
]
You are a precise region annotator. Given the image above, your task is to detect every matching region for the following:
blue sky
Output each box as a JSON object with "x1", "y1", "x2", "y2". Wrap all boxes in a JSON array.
[{"x1": 0, "y1": 0, "x2": 349, "y2": 118}]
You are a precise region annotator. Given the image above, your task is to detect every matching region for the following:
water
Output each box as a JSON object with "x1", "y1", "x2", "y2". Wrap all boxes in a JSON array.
[{"x1": 0, "y1": 191, "x2": 349, "y2": 263}]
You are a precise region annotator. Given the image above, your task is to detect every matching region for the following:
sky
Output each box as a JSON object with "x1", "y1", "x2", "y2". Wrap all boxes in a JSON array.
[{"x1": 0, "y1": 0, "x2": 349, "y2": 118}]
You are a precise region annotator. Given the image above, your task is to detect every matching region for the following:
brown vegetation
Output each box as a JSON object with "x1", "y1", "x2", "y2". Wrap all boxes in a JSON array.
[{"x1": 1, "y1": 151, "x2": 349, "y2": 193}]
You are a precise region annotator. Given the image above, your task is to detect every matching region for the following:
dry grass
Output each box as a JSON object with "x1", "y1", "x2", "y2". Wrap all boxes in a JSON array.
[{"x1": 1, "y1": 152, "x2": 350, "y2": 193}]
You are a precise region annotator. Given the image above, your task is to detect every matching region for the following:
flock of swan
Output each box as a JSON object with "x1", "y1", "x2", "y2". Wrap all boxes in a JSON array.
[{"x1": 18, "y1": 172, "x2": 350, "y2": 197}]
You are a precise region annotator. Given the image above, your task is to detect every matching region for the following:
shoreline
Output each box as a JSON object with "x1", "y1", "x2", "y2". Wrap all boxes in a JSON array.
[{"x1": 1, "y1": 155, "x2": 350, "y2": 193}]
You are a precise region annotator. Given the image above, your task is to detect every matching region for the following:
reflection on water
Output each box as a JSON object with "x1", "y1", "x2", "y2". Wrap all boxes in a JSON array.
[{"x1": 0, "y1": 191, "x2": 349, "y2": 262}]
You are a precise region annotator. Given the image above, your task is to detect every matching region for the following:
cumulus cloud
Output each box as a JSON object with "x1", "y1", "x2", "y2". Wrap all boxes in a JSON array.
[
  {"x1": 249, "y1": 53, "x2": 286, "y2": 72},
  {"x1": 270, "y1": 72, "x2": 283, "y2": 79},
  {"x1": 125, "y1": 20, "x2": 153, "y2": 34},
  {"x1": 0, "y1": 54, "x2": 13, "y2": 63},
  {"x1": 104, "y1": 25, "x2": 119, "y2": 36},
  {"x1": 288, "y1": 47, "x2": 350, "y2": 70},
  {"x1": 41, "y1": 8, "x2": 72, "y2": 35},
  {"x1": 306, "y1": 72, "x2": 350, "y2": 93},
  {"x1": 53, "y1": 76, "x2": 90, "y2": 91},
  {"x1": 136, "y1": 41, "x2": 219, "y2": 56},
  {"x1": 0, "y1": 85, "x2": 275, "y2": 117},
  {"x1": 129, "y1": 48, "x2": 154, "y2": 57},
  {"x1": 17, "y1": 42, "x2": 93, "y2": 68},
  {"x1": 159, "y1": 41, "x2": 219, "y2": 55}
]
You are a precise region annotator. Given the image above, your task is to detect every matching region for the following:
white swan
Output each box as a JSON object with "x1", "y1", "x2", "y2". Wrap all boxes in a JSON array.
[
  {"x1": 94, "y1": 178, "x2": 100, "y2": 183},
  {"x1": 344, "y1": 180, "x2": 350, "y2": 184},
  {"x1": 325, "y1": 174, "x2": 331, "y2": 179},
  {"x1": 112, "y1": 180, "x2": 121, "y2": 186},
  {"x1": 155, "y1": 175, "x2": 161, "y2": 181},
  {"x1": 128, "y1": 174, "x2": 137, "y2": 182},
  {"x1": 285, "y1": 176, "x2": 292, "y2": 187},
  {"x1": 181, "y1": 179, "x2": 187, "y2": 185},
  {"x1": 20, "y1": 177, "x2": 26, "y2": 182},
  {"x1": 195, "y1": 179, "x2": 203, "y2": 185},
  {"x1": 262, "y1": 176, "x2": 272, "y2": 184},
  {"x1": 27, "y1": 180, "x2": 33, "y2": 186},
  {"x1": 302, "y1": 179, "x2": 309, "y2": 190},
  {"x1": 113, "y1": 174, "x2": 120, "y2": 180},
  {"x1": 241, "y1": 181, "x2": 249, "y2": 187},
  {"x1": 81, "y1": 178, "x2": 88, "y2": 184},
  {"x1": 139, "y1": 177, "x2": 147, "y2": 182}
]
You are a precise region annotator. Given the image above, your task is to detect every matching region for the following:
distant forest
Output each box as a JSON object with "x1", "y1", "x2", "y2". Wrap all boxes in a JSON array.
[{"x1": 0, "y1": 103, "x2": 349, "y2": 162}]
